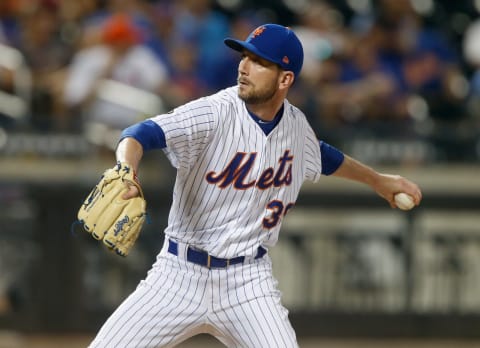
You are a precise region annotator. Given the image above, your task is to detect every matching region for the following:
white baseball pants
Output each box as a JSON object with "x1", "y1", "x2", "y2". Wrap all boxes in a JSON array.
[{"x1": 88, "y1": 241, "x2": 298, "y2": 347}]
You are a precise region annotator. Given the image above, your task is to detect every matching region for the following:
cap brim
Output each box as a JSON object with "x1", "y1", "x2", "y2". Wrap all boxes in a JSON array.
[{"x1": 224, "y1": 38, "x2": 282, "y2": 67}]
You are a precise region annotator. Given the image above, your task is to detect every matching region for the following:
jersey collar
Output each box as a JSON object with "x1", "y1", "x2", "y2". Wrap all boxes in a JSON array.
[{"x1": 246, "y1": 104, "x2": 284, "y2": 136}]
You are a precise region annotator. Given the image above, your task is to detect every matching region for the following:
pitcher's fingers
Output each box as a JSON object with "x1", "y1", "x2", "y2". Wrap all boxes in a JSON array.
[{"x1": 122, "y1": 184, "x2": 139, "y2": 200}]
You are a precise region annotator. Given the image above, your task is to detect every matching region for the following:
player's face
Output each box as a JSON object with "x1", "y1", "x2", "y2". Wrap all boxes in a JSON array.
[{"x1": 237, "y1": 51, "x2": 283, "y2": 104}]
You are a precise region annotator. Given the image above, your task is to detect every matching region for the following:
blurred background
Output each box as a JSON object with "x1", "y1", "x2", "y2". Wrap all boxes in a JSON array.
[{"x1": 1, "y1": 0, "x2": 480, "y2": 347}]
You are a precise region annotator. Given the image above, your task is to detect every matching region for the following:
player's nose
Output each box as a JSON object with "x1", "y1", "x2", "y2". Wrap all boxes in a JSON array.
[{"x1": 238, "y1": 56, "x2": 249, "y2": 75}]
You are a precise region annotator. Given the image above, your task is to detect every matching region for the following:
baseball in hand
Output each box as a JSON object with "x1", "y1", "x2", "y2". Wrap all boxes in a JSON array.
[{"x1": 394, "y1": 193, "x2": 415, "y2": 210}]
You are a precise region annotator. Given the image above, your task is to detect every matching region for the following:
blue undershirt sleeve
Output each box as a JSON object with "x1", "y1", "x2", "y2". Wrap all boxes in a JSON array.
[
  {"x1": 320, "y1": 141, "x2": 345, "y2": 175},
  {"x1": 120, "y1": 120, "x2": 167, "y2": 151}
]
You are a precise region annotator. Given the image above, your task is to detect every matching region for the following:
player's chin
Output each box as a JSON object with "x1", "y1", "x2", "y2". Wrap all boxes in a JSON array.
[{"x1": 237, "y1": 87, "x2": 250, "y2": 101}]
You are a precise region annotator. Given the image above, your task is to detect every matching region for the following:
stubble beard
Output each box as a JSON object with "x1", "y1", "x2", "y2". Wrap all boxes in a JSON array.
[{"x1": 238, "y1": 80, "x2": 278, "y2": 105}]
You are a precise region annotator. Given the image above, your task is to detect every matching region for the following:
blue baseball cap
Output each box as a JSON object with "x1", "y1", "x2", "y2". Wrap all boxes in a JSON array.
[{"x1": 224, "y1": 24, "x2": 304, "y2": 78}]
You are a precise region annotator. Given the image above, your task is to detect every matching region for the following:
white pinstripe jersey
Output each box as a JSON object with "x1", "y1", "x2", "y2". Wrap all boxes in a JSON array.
[{"x1": 149, "y1": 86, "x2": 322, "y2": 259}]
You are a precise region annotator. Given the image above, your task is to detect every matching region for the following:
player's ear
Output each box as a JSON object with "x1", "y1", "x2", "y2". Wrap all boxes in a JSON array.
[{"x1": 279, "y1": 71, "x2": 294, "y2": 89}]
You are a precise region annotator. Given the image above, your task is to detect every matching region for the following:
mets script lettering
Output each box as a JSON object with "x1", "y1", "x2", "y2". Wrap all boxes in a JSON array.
[{"x1": 206, "y1": 150, "x2": 293, "y2": 190}]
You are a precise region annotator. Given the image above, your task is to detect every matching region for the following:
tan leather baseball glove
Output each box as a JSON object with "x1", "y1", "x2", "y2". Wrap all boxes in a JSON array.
[{"x1": 78, "y1": 162, "x2": 147, "y2": 256}]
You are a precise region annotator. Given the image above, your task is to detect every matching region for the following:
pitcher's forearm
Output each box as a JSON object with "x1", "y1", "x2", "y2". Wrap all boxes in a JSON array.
[
  {"x1": 331, "y1": 154, "x2": 422, "y2": 206},
  {"x1": 331, "y1": 155, "x2": 380, "y2": 187},
  {"x1": 116, "y1": 137, "x2": 144, "y2": 173}
]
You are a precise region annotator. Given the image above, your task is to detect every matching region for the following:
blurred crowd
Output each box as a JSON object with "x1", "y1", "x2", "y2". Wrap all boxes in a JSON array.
[{"x1": 0, "y1": 0, "x2": 479, "y2": 159}]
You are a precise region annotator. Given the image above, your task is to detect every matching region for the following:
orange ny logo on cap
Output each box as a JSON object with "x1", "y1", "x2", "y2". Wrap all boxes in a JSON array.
[{"x1": 251, "y1": 26, "x2": 265, "y2": 38}]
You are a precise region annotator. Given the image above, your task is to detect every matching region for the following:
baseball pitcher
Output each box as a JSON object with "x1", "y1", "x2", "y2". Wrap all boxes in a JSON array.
[{"x1": 80, "y1": 24, "x2": 422, "y2": 347}]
